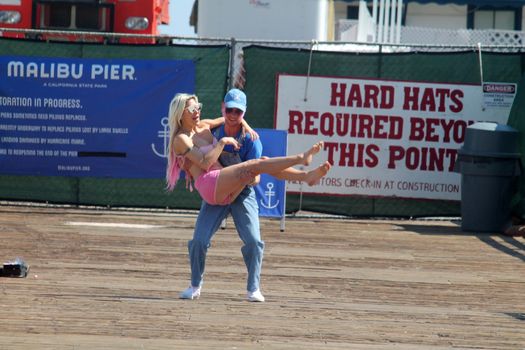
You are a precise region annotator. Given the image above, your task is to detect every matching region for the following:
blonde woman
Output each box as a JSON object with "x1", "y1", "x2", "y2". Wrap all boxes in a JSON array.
[{"x1": 166, "y1": 93, "x2": 330, "y2": 206}]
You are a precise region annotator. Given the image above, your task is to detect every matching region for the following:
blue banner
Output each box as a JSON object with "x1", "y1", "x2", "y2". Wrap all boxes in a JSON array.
[
  {"x1": 0, "y1": 56, "x2": 195, "y2": 178},
  {"x1": 254, "y1": 129, "x2": 287, "y2": 218}
]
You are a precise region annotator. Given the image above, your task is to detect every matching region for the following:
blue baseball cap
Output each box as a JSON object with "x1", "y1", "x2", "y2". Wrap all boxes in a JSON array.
[{"x1": 224, "y1": 88, "x2": 247, "y2": 112}]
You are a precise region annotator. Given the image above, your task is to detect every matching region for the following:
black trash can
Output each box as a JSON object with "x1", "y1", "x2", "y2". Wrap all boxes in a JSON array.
[{"x1": 454, "y1": 122, "x2": 521, "y2": 233}]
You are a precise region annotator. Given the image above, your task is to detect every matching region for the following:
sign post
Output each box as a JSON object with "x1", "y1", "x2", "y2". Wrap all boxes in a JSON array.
[{"x1": 254, "y1": 129, "x2": 287, "y2": 231}]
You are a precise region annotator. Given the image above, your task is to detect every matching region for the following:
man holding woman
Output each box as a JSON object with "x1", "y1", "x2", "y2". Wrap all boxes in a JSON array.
[{"x1": 166, "y1": 89, "x2": 330, "y2": 302}]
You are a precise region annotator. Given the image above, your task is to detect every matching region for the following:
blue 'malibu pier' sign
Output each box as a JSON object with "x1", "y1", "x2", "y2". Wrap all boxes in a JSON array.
[{"x1": 0, "y1": 56, "x2": 195, "y2": 178}]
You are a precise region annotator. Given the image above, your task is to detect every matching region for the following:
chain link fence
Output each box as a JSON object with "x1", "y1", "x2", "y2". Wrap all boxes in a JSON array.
[{"x1": 1, "y1": 29, "x2": 525, "y2": 217}]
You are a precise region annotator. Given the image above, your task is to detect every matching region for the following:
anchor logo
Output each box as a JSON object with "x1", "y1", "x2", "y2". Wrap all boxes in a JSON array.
[
  {"x1": 151, "y1": 117, "x2": 169, "y2": 158},
  {"x1": 260, "y1": 182, "x2": 279, "y2": 209}
]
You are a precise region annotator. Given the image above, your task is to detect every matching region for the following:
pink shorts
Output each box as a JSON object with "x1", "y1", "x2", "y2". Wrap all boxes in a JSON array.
[{"x1": 194, "y1": 169, "x2": 232, "y2": 206}]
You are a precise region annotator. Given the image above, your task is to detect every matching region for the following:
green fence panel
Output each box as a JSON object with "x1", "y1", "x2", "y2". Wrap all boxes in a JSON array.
[
  {"x1": 2, "y1": 39, "x2": 525, "y2": 217},
  {"x1": 0, "y1": 175, "x2": 80, "y2": 203},
  {"x1": 78, "y1": 178, "x2": 202, "y2": 209},
  {"x1": 0, "y1": 37, "x2": 84, "y2": 57},
  {"x1": 506, "y1": 64, "x2": 525, "y2": 220},
  {"x1": 242, "y1": 46, "x2": 524, "y2": 217},
  {"x1": 0, "y1": 38, "x2": 230, "y2": 209}
]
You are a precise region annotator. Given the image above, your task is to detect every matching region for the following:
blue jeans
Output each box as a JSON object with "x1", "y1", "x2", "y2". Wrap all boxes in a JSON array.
[{"x1": 188, "y1": 187, "x2": 264, "y2": 292}]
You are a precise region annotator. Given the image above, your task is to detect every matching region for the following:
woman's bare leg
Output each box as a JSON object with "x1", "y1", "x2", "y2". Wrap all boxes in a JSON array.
[
  {"x1": 303, "y1": 161, "x2": 331, "y2": 185},
  {"x1": 270, "y1": 166, "x2": 307, "y2": 181},
  {"x1": 223, "y1": 185, "x2": 246, "y2": 204},
  {"x1": 214, "y1": 142, "x2": 323, "y2": 203},
  {"x1": 214, "y1": 171, "x2": 253, "y2": 204},
  {"x1": 270, "y1": 161, "x2": 331, "y2": 186}
]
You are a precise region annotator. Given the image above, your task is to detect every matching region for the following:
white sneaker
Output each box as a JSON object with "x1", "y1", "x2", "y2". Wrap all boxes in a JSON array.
[
  {"x1": 247, "y1": 289, "x2": 265, "y2": 302},
  {"x1": 179, "y1": 286, "x2": 201, "y2": 300}
]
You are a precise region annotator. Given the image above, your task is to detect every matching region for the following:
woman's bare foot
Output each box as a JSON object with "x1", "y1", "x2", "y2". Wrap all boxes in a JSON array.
[
  {"x1": 305, "y1": 161, "x2": 331, "y2": 186},
  {"x1": 301, "y1": 141, "x2": 324, "y2": 166}
]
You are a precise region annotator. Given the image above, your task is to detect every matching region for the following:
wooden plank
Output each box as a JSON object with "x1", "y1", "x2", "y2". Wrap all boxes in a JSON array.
[{"x1": 0, "y1": 206, "x2": 523, "y2": 349}]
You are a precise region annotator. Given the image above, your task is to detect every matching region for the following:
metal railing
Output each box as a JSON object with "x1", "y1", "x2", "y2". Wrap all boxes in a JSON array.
[
  {"x1": 2, "y1": 27, "x2": 525, "y2": 97},
  {"x1": 336, "y1": 19, "x2": 525, "y2": 47}
]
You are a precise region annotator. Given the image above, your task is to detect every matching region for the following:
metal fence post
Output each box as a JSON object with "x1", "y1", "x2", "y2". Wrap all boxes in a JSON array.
[{"x1": 229, "y1": 37, "x2": 237, "y2": 89}]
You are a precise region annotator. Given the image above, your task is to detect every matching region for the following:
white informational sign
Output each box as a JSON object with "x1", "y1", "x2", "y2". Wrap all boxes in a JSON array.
[
  {"x1": 482, "y1": 82, "x2": 517, "y2": 110},
  {"x1": 275, "y1": 74, "x2": 516, "y2": 201}
]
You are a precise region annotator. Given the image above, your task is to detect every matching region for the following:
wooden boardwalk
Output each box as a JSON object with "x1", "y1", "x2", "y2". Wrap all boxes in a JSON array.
[{"x1": 0, "y1": 205, "x2": 523, "y2": 349}]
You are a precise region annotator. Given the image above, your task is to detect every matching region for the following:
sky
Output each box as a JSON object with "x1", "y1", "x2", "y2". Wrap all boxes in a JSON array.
[{"x1": 159, "y1": 0, "x2": 197, "y2": 37}]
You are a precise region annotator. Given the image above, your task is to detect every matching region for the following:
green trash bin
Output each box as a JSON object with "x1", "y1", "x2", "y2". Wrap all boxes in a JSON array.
[{"x1": 455, "y1": 122, "x2": 521, "y2": 233}]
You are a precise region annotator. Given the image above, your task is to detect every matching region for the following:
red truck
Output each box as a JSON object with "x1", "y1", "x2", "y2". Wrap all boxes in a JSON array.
[{"x1": 0, "y1": 0, "x2": 170, "y2": 43}]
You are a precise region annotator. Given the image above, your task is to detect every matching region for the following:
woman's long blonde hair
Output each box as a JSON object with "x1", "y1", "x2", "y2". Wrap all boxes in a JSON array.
[{"x1": 166, "y1": 93, "x2": 198, "y2": 191}]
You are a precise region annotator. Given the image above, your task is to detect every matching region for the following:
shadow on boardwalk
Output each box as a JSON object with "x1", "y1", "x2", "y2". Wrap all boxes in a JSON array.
[{"x1": 397, "y1": 221, "x2": 525, "y2": 262}]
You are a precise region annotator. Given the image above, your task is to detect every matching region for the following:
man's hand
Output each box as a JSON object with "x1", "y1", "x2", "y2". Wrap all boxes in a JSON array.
[
  {"x1": 219, "y1": 137, "x2": 241, "y2": 150},
  {"x1": 243, "y1": 125, "x2": 259, "y2": 141},
  {"x1": 248, "y1": 175, "x2": 261, "y2": 186}
]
